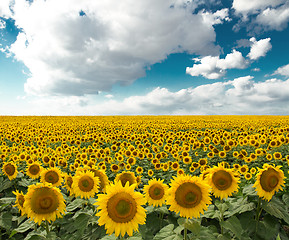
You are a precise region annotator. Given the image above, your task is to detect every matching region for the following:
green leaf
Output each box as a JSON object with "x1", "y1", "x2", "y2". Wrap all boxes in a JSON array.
[
  {"x1": 100, "y1": 234, "x2": 117, "y2": 240},
  {"x1": 66, "y1": 198, "x2": 87, "y2": 211},
  {"x1": 0, "y1": 179, "x2": 13, "y2": 192},
  {"x1": 73, "y1": 213, "x2": 91, "y2": 231},
  {"x1": 153, "y1": 224, "x2": 174, "y2": 240},
  {"x1": 256, "y1": 215, "x2": 280, "y2": 240},
  {"x1": 242, "y1": 184, "x2": 257, "y2": 196},
  {"x1": 9, "y1": 219, "x2": 34, "y2": 238},
  {"x1": 221, "y1": 216, "x2": 242, "y2": 239},
  {"x1": 18, "y1": 178, "x2": 34, "y2": 187},
  {"x1": 0, "y1": 211, "x2": 12, "y2": 230},
  {"x1": 225, "y1": 197, "x2": 255, "y2": 218},
  {"x1": 276, "y1": 234, "x2": 281, "y2": 240},
  {"x1": 282, "y1": 193, "x2": 289, "y2": 207},
  {"x1": 0, "y1": 197, "x2": 15, "y2": 204},
  {"x1": 263, "y1": 196, "x2": 289, "y2": 224}
]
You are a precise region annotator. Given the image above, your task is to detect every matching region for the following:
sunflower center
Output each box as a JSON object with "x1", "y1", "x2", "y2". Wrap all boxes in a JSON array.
[
  {"x1": 18, "y1": 195, "x2": 25, "y2": 207},
  {"x1": 31, "y1": 187, "x2": 59, "y2": 214},
  {"x1": 107, "y1": 192, "x2": 137, "y2": 223},
  {"x1": 78, "y1": 176, "x2": 94, "y2": 192},
  {"x1": 67, "y1": 177, "x2": 73, "y2": 188},
  {"x1": 119, "y1": 173, "x2": 135, "y2": 187},
  {"x1": 39, "y1": 197, "x2": 53, "y2": 209},
  {"x1": 30, "y1": 165, "x2": 40, "y2": 175},
  {"x1": 5, "y1": 164, "x2": 15, "y2": 176},
  {"x1": 149, "y1": 184, "x2": 164, "y2": 200},
  {"x1": 45, "y1": 171, "x2": 59, "y2": 184},
  {"x1": 175, "y1": 182, "x2": 202, "y2": 208},
  {"x1": 260, "y1": 168, "x2": 279, "y2": 192},
  {"x1": 212, "y1": 170, "x2": 232, "y2": 190}
]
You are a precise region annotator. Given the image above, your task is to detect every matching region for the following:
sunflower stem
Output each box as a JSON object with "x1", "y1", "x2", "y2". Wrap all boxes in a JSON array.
[
  {"x1": 184, "y1": 218, "x2": 188, "y2": 240},
  {"x1": 159, "y1": 211, "x2": 164, "y2": 229},
  {"x1": 219, "y1": 199, "x2": 224, "y2": 235},
  {"x1": 45, "y1": 221, "x2": 50, "y2": 235},
  {"x1": 255, "y1": 197, "x2": 262, "y2": 235}
]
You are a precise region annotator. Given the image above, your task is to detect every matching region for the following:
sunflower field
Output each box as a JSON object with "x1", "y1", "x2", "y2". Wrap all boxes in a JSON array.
[{"x1": 0, "y1": 116, "x2": 289, "y2": 240}]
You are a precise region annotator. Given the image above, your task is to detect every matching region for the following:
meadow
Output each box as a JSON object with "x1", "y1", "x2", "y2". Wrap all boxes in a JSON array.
[{"x1": 0, "y1": 115, "x2": 289, "y2": 240}]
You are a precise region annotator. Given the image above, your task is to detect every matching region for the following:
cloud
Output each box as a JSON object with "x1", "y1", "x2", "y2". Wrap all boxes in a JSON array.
[
  {"x1": 0, "y1": 0, "x2": 13, "y2": 18},
  {"x1": 186, "y1": 49, "x2": 248, "y2": 79},
  {"x1": 256, "y1": 3, "x2": 289, "y2": 31},
  {"x1": 273, "y1": 64, "x2": 289, "y2": 76},
  {"x1": 200, "y1": 8, "x2": 231, "y2": 25},
  {"x1": 8, "y1": 75, "x2": 289, "y2": 115},
  {"x1": 232, "y1": 0, "x2": 285, "y2": 15},
  {"x1": 247, "y1": 37, "x2": 272, "y2": 60},
  {"x1": 232, "y1": 0, "x2": 289, "y2": 32},
  {"x1": 0, "y1": 0, "x2": 230, "y2": 96}
]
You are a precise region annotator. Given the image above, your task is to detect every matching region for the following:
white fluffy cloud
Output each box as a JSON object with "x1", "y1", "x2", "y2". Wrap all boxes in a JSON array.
[
  {"x1": 9, "y1": 76, "x2": 289, "y2": 115},
  {"x1": 274, "y1": 64, "x2": 289, "y2": 76},
  {"x1": 233, "y1": 0, "x2": 289, "y2": 31},
  {"x1": 186, "y1": 49, "x2": 248, "y2": 79},
  {"x1": 256, "y1": 3, "x2": 289, "y2": 31},
  {"x1": 0, "y1": 0, "x2": 229, "y2": 96},
  {"x1": 247, "y1": 37, "x2": 272, "y2": 60},
  {"x1": 232, "y1": 0, "x2": 285, "y2": 15}
]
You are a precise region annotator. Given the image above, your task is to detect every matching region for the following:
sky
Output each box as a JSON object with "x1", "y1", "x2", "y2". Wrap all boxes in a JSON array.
[{"x1": 1, "y1": 0, "x2": 289, "y2": 115}]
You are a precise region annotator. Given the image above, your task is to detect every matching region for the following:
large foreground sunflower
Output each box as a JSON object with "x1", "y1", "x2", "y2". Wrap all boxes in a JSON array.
[
  {"x1": 23, "y1": 183, "x2": 66, "y2": 225},
  {"x1": 95, "y1": 181, "x2": 146, "y2": 237},
  {"x1": 143, "y1": 178, "x2": 168, "y2": 207},
  {"x1": 206, "y1": 164, "x2": 240, "y2": 199},
  {"x1": 166, "y1": 174, "x2": 211, "y2": 218},
  {"x1": 72, "y1": 170, "x2": 99, "y2": 199},
  {"x1": 253, "y1": 164, "x2": 285, "y2": 201},
  {"x1": 2, "y1": 162, "x2": 18, "y2": 180}
]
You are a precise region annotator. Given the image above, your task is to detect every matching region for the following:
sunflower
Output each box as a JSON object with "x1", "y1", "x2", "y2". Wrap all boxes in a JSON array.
[
  {"x1": 40, "y1": 167, "x2": 63, "y2": 187},
  {"x1": 90, "y1": 168, "x2": 109, "y2": 193},
  {"x1": 26, "y1": 161, "x2": 42, "y2": 179},
  {"x1": 64, "y1": 173, "x2": 74, "y2": 194},
  {"x1": 143, "y1": 178, "x2": 168, "y2": 207},
  {"x1": 166, "y1": 174, "x2": 211, "y2": 218},
  {"x1": 72, "y1": 170, "x2": 99, "y2": 199},
  {"x1": 148, "y1": 169, "x2": 154, "y2": 177},
  {"x1": 13, "y1": 190, "x2": 26, "y2": 215},
  {"x1": 95, "y1": 181, "x2": 146, "y2": 237},
  {"x1": 253, "y1": 164, "x2": 285, "y2": 201},
  {"x1": 2, "y1": 162, "x2": 18, "y2": 180},
  {"x1": 23, "y1": 183, "x2": 66, "y2": 225},
  {"x1": 111, "y1": 164, "x2": 120, "y2": 173},
  {"x1": 115, "y1": 171, "x2": 137, "y2": 187},
  {"x1": 207, "y1": 164, "x2": 240, "y2": 200}
]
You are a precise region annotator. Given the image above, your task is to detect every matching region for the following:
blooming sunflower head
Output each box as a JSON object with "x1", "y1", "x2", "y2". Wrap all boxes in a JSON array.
[
  {"x1": 26, "y1": 161, "x2": 42, "y2": 179},
  {"x1": 23, "y1": 183, "x2": 66, "y2": 225},
  {"x1": 143, "y1": 178, "x2": 168, "y2": 207},
  {"x1": 253, "y1": 164, "x2": 285, "y2": 201},
  {"x1": 13, "y1": 190, "x2": 26, "y2": 216},
  {"x1": 2, "y1": 162, "x2": 18, "y2": 180},
  {"x1": 40, "y1": 167, "x2": 63, "y2": 187},
  {"x1": 207, "y1": 164, "x2": 240, "y2": 200},
  {"x1": 89, "y1": 168, "x2": 109, "y2": 193},
  {"x1": 115, "y1": 171, "x2": 137, "y2": 187},
  {"x1": 166, "y1": 174, "x2": 211, "y2": 219},
  {"x1": 95, "y1": 181, "x2": 146, "y2": 237},
  {"x1": 72, "y1": 170, "x2": 99, "y2": 199}
]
